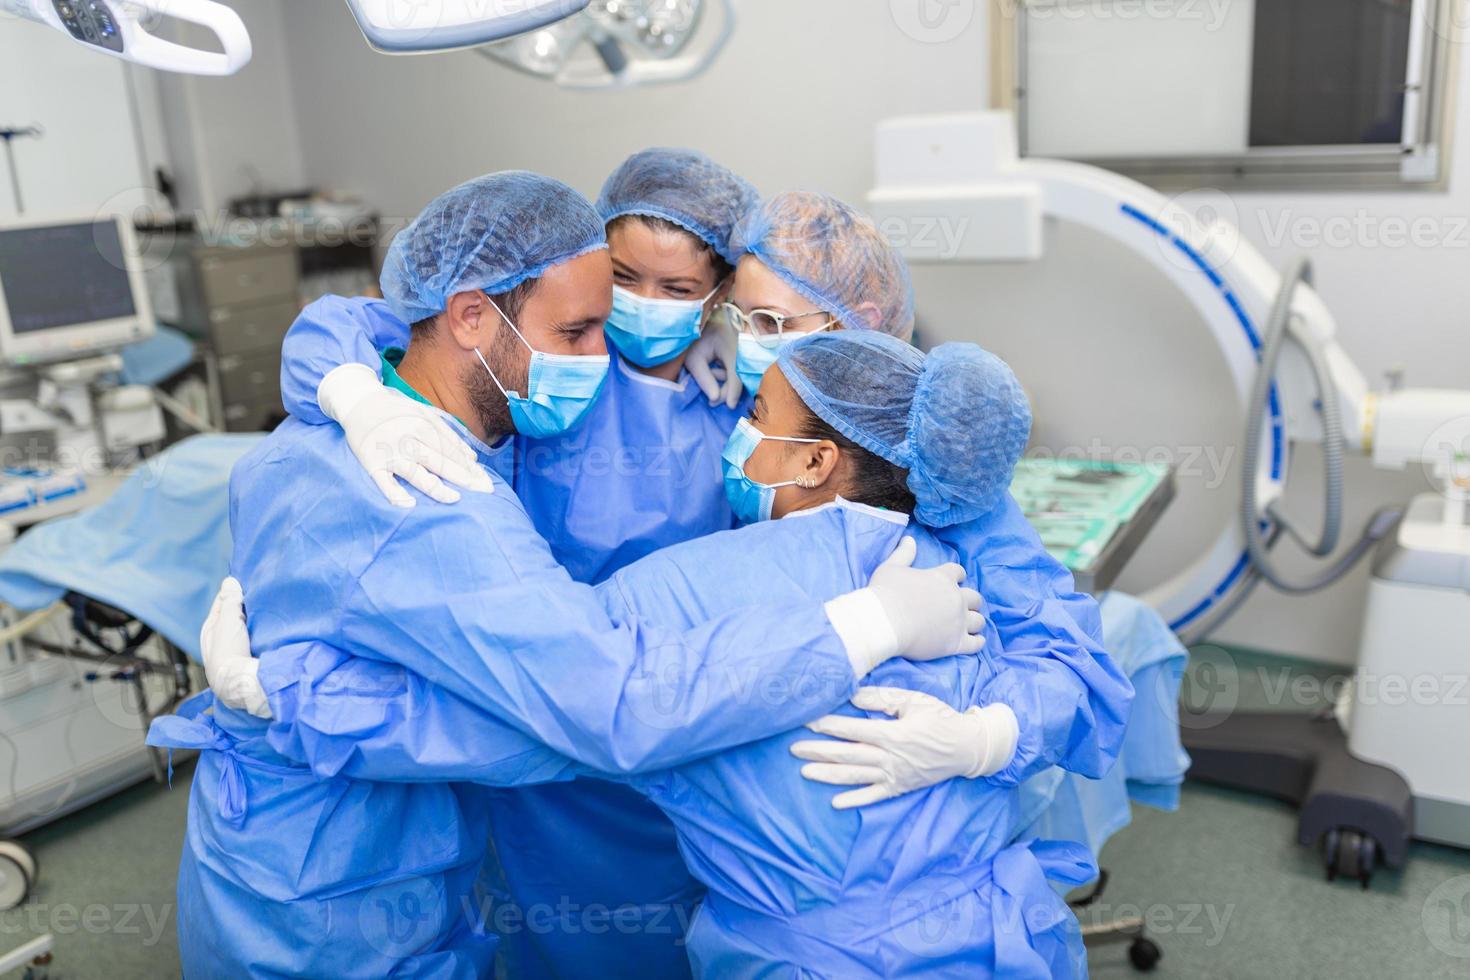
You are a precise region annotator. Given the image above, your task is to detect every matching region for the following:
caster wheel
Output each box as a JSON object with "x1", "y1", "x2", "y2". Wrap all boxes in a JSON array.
[
  {"x1": 1323, "y1": 827, "x2": 1340, "y2": 881},
  {"x1": 1351, "y1": 831, "x2": 1377, "y2": 889},
  {"x1": 1128, "y1": 936, "x2": 1162, "y2": 972},
  {"x1": 0, "y1": 840, "x2": 34, "y2": 911},
  {"x1": 0, "y1": 839, "x2": 37, "y2": 884},
  {"x1": 1323, "y1": 828, "x2": 1377, "y2": 889}
]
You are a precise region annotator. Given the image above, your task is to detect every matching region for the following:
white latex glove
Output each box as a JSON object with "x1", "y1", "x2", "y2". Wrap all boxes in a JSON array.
[
  {"x1": 790, "y1": 687, "x2": 1019, "y2": 809},
  {"x1": 684, "y1": 315, "x2": 742, "y2": 409},
  {"x1": 318, "y1": 363, "x2": 496, "y2": 509},
  {"x1": 823, "y1": 537, "x2": 986, "y2": 677},
  {"x1": 200, "y1": 577, "x2": 273, "y2": 719}
]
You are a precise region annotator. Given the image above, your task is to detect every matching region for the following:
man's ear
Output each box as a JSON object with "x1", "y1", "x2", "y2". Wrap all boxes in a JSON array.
[{"x1": 444, "y1": 290, "x2": 493, "y2": 351}]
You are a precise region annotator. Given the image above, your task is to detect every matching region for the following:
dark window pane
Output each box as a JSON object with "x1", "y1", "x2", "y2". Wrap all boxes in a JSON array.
[{"x1": 1250, "y1": 0, "x2": 1412, "y2": 147}]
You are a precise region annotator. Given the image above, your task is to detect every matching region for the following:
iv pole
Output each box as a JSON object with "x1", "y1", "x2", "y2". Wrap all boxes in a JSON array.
[{"x1": 0, "y1": 125, "x2": 43, "y2": 214}]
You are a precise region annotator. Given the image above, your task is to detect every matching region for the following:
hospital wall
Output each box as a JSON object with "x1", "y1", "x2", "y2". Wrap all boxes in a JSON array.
[
  {"x1": 238, "y1": 0, "x2": 1467, "y2": 667},
  {"x1": 150, "y1": 0, "x2": 306, "y2": 215}
]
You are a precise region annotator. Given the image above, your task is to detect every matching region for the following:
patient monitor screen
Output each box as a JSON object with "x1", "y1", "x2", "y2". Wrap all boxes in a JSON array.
[{"x1": 0, "y1": 221, "x2": 136, "y2": 334}]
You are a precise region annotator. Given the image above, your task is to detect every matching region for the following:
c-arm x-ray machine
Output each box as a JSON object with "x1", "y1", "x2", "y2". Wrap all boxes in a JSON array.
[{"x1": 870, "y1": 112, "x2": 1470, "y2": 885}]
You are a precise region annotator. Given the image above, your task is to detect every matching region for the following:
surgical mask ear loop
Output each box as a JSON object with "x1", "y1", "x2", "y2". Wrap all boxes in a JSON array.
[
  {"x1": 475, "y1": 293, "x2": 529, "y2": 399},
  {"x1": 484, "y1": 293, "x2": 532, "y2": 351},
  {"x1": 700, "y1": 277, "x2": 729, "y2": 309},
  {"x1": 696, "y1": 275, "x2": 733, "y2": 326},
  {"x1": 474, "y1": 346, "x2": 514, "y2": 400},
  {"x1": 698, "y1": 281, "x2": 724, "y2": 306},
  {"x1": 738, "y1": 419, "x2": 820, "y2": 485}
]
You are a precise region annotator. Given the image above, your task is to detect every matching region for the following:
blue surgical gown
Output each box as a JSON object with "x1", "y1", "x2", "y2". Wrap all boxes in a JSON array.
[
  {"x1": 238, "y1": 501, "x2": 1097, "y2": 977},
  {"x1": 935, "y1": 500, "x2": 1134, "y2": 786},
  {"x1": 277, "y1": 295, "x2": 1133, "y2": 976},
  {"x1": 280, "y1": 296, "x2": 743, "y2": 978},
  {"x1": 148, "y1": 405, "x2": 861, "y2": 979},
  {"x1": 496, "y1": 352, "x2": 743, "y2": 978},
  {"x1": 279, "y1": 297, "x2": 743, "y2": 581},
  {"x1": 1012, "y1": 592, "x2": 1189, "y2": 860}
]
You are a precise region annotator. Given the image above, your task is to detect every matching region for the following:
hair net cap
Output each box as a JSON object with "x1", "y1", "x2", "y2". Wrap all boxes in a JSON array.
[
  {"x1": 730, "y1": 191, "x2": 914, "y2": 341},
  {"x1": 381, "y1": 171, "x2": 607, "y2": 325},
  {"x1": 779, "y1": 333, "x2": 1032, "y2": 527},
  {"x1": 597, "y1": 148, "x2": 760, "y2": 265}
]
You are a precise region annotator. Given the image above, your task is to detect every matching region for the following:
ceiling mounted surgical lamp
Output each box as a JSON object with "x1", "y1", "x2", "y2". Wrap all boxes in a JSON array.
[
  {"x1": 5, "y1": 0, "x2": 732, "y2": 82},
  {"x1": 4, "y1": 0, "x2": 252, "y2": 75},
  {"x1": 477, "y1": 0, "x2": 736, "y2": 88},
  {"x1": 344, "y1": 0, "x2": 592, "y2": 53}
]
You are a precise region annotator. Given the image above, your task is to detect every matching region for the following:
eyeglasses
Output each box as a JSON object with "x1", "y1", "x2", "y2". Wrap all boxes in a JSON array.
[{"x1": 718, "y1": 302, "x2": 837, "y2": 349}]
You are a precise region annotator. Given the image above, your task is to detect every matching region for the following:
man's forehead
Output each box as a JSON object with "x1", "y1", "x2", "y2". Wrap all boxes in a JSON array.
[{"x1": 526, "y1": 251, "x2": 613, "y2": 314}]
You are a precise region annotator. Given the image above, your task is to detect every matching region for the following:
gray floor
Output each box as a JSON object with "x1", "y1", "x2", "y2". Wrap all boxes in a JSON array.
[
  {"x1": 4, "y1": 650, "x2": 1470, "y2": 979},
  {"x1": 1088, "y1": 644, "x2": 1470, "y2": 978},
  {"x1": 1087, "y1": 782, "x2": 1470, "y2": 979},
  {"x1": 1, "y1": 765, "x2": 190, "y2": 979}
]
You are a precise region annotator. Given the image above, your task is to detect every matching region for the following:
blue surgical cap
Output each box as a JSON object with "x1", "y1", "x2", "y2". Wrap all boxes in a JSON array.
[
  {"x1": 381, "y1": 171, "x2": 608, "y2": 325},
  {"x1": 779, "y1": 332, "x2": 1032, "y2": 526},
  {"x1": 596, "y1": 148, "x2": 760, "y2": 265},
  {"x1": 730, "y1": 191, "x2": 914, "y2": 341}
]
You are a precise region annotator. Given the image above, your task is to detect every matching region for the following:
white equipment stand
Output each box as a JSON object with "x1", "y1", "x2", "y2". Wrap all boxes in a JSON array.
[{"x1": 869, "y1": 112, "x2": 1470, "y2": 885}]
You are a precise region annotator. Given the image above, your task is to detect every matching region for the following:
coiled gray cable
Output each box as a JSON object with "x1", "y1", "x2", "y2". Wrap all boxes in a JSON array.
[{"x1": 1239, "y1": 257, "x2": 1399, "y2": 595}]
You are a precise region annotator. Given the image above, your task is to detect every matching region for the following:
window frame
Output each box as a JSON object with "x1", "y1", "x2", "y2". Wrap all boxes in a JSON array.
[{"x1": 992, "y1": 0, "x2": 1462, "y2": 191}]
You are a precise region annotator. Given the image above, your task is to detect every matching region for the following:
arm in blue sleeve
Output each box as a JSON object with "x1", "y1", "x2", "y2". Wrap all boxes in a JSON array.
[
  {"x1": 939, "y1": 496, "x2": 1134, "y2": 785},
  {"x1": 281, "y1": 296, "x2": 411, "y2": 424},
  {"x1": 337, "y1": 498, "x2": 859, "y2": 775},
  {"x1": 257, "y1": 639, "x2": 587, "y2": 786}
]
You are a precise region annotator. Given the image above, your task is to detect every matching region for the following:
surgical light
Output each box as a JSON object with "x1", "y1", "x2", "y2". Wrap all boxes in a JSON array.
[
  {"x1": 2, "y1": 0, "x2": 252, "y2": 75},
  {"x1": 343, "y1": 0, "x2": 592, "y2": 53},
  {"x1": 478, "y1": 0, "x2": 735, "y2": 88}
]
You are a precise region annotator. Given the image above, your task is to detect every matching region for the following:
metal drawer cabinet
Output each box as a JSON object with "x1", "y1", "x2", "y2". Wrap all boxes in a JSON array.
[
  {"x1": 196, "y1": 248, "x2": 299, "y2": 310},
  {"x1": 208, "y1": 299, "x2": 301, "y2": 358},
  {"x1": 217, "y1": 350, "x2": 284, "y2": 432}
]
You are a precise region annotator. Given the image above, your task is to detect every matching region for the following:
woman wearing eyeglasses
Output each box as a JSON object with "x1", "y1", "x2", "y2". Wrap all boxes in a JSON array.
[{"x1": 699, "y1": 190, "x2": 916, "y2": 402}]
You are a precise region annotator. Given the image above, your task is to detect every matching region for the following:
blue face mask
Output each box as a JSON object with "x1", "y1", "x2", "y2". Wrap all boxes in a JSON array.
[
  {"x1": 604, "y1": 285, "x2": 718, "y2": 368},
  {"x1": 735, "y1": 328, "x2": 840, "y2": 397},
  {"x1": 721, "y1": 417, "x2": 820, "y2": 524},
  {"x1": 735, "y1": 334, "x2": 788, "y2": 398},
  {"x1": 477, "y1": 297, "x2": 610, "y2": 439}
]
